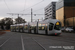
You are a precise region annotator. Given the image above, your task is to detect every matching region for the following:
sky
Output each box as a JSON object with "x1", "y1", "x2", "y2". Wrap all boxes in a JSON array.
[{"x1": 0, "y1": 0, "x2": 58, "y2": 22}]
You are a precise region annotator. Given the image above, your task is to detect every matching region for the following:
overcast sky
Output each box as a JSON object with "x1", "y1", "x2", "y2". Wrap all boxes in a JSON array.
[{"x1": 0, "y1": 0, "x2": 58, "y2": 22}]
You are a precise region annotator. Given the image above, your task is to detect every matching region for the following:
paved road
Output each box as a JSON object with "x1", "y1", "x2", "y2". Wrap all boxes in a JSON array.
[{"x1": 0, "y1": 32, "x2": 75, "y2": 50}]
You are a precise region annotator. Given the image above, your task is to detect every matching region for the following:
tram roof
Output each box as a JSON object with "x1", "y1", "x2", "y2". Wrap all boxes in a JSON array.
[
  {"x1": 11, "y1": 24, "x2": 17, "y2": 26},
  {"x1": 38, "y1": 19, "x2": 59, "y2": 24}
]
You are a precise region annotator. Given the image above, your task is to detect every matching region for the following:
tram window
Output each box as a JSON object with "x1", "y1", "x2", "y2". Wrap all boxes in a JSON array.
[
  {"x1": 41, "y1": 26, "x2": 45, "y2": 30},
  {"x1": 49, "y1": 23, "x2": 54, "y2": 30},
  {"x1": 11, "y1": 27, "x2": 12, "y2": 29},
  {"x1": 30, "y1": 26, "x2": 32, "y2": 30},
  {"x1": 31, "y1": 26, "x2": 35, "y2": 30},
  {"x1": 34, "y1": 27, "x2": 36, "y2": 30},
  {"x1": 13, "y1": 26, "x2": 15, "y2": 29},
  {"x1": 24, "y1": 26, "x2": 28, "y2": 30},
  {"x1": 32, "y1": 26, "x2": 34, "y2": 30},
  {"x1": 39, "y1": 26, "x2": 42, "y2": 30},
  {"x1": 16, "y1": 27, "x2": 18, "y2": 29},
  {"x1": 20, "y1": 26, "x2": 23, "y2": 29},
  {"x1": 54, "y1": 22, "x2": 61, "y2": 30},
  {"x1": 31, "y1": 26, "x2": 33, "y2": 30}
]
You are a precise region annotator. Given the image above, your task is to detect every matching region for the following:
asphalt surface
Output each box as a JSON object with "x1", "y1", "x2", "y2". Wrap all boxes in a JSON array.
[{"x1": 0, "y1": 31, "x2": 75, "y2": 50}]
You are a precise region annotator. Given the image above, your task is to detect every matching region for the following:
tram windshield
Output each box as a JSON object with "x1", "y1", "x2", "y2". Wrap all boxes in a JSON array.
[{"x1": 54, "y1": 22, "x2": 61, "y2": 30}]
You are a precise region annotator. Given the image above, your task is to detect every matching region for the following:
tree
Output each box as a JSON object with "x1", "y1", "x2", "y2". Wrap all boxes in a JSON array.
[
  {"x1": 0, "y1": 19, "x2": 5, "y2": 30},
  {"x1": 5, "y1": 18, "x2": 13, "y2": 25},
  {"x1": 0, "y1": 17, "x2": 13, "y2": 30},
  {"x1": 15, "y1": 17, "x2": 26, "y2": 24}
]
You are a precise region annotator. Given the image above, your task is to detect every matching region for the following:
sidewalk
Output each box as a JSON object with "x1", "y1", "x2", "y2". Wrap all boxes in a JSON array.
[
  {"x1": 0, "y1": 30, "x2": 10, "y2": 35},
  {"x1": 1, "y1": 30, "x2": 10, "y2": 32},
  {"x1": 0, "y1": 31, "x2": 6, "y2": 35}
]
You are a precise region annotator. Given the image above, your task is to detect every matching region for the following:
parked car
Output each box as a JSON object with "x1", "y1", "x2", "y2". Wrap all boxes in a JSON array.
[
  {"x1": 65, "y1": 27, "x2": 74, "y2": 32},
  {"x1": 61, "y1": 27, "x2": 65, "y2": 32}
]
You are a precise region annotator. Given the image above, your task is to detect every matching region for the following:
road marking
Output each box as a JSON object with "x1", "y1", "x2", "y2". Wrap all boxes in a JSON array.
[
  {"x1": 0, "y1": 33, "x2": 16, "y2": 47},
  {"x1": 21, "y1": 35, "x2": 25, "y2": 50},
  {"x1": 0, "y1": 37, "x2": 11, "y2": 47},
  {"x1": 32, "y1": 38, "x2": 47, "y2": 50}
]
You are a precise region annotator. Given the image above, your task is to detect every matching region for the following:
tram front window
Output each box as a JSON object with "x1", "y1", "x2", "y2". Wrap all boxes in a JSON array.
[{"x1": 54, "y1": 22, "x2": 61, "y2": 30}]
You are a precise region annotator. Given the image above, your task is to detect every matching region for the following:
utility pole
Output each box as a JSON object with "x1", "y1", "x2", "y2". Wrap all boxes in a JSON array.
[
  {"x1": 38, "y1": 19, "x2": 39, "y2": 22},
  {"x1": 73, "y1": 8, "x2": 74, "y2": 28},
  {"x1": 7, "y1": 13, "x2": 21, "y2": 24},
  {"x1": 7, "y1": 12, "x2": 44, "y2": 23},
  {"x1": 18, "y1": 14, "x2": 19, "y2": 24},
  {"x1": 31, "y1": 8, "x2": 33, "y2": 22}
]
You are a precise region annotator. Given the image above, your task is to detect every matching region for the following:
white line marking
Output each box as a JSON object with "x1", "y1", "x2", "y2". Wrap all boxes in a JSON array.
[
  {"x1": 0, "y1": 38, "x2": 11, "y2": 47},
  {"x1": 21, "y1": 35, "x2": 25, "y2": 50},
  {"x1": 0, "y1": 34, "x2": 16, "y2": 47}
]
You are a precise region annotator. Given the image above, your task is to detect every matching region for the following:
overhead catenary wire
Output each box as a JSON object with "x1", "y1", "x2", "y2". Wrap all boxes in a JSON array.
[
  {"x1": 33, "y1": 7, "x2": 44, "y2": 12},
  {"x1": 23, "y1": 0, "x2": 55, "y2": 14},
  {"x1": 25, "y1": 7, "x2": 44, "y2": 16},
  {"x1": 3, "y1": 0, "x2": 11, "y2": 13},
  {"x1": 19, "y1": 0, "x2": 44, "y2": 13},
  {"x1": 24, "y1": 6, "x2": 45, "y2": 14}
]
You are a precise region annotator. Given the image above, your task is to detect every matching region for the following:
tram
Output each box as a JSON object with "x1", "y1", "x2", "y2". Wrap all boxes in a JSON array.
[{"x1": 11, "y1": 19, "x2": 61, "y2": 35}]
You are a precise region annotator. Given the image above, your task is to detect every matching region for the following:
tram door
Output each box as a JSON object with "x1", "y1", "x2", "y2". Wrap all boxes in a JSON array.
[
  {"x1": 29, "y1": 26, "x2": 31, "y2": 33},
  {"x1": 45, "y1": 26, "x2": 48, "y2": 35},
  {"x1": 48, "y1": 23, "x2": 54, "y2": 34},
  {"x1": 34, "y1": 26, "x2": 36, "y2": 33}
]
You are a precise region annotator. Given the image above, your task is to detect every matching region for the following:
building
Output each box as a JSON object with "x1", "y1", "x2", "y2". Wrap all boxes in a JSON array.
[
  {"x1": 56, "y1": 0, "x2": 75, "y2": 27},
  {"x1": 45, "y1": 2, "x2": 56, "y2": 19}
]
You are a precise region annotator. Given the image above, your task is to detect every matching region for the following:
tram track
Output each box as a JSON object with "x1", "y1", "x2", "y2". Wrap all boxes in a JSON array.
[
  {"x1": 43, "y1": 35, "x2": 75, "y2": 43},
  {"x1": 32, "y1": 38, "x2": 47, "y2": 50},
  {"x1": 26, "y1": 33, "x2": 75, "y2": 44},
  {"x1": 22, "y1": 33, "x2": 47, "y2": 50},
  {"x1": 28, "y1": 34, "x2": 47, "y2": 50},
  {"x1": 1, "y1": 32, "x2": 74, "y2": 50}
]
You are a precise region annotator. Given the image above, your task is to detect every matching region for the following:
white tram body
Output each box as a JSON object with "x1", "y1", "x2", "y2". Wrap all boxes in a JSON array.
[
  {"x1": 23, "y1": 23, "x2": 29, "y2": 33},
  {"x1": 10, "y1": 25, "x2": 13, "y2": 31},
  {"x1": 11, "y1": 24, "x2": 16, "y2": 32},
  {"x1": 11, "y1": 19, "x2": 61, "y2": 35},
  {"x1": 19, "y1": 24, "x2": 24, "y2": 32},
  {"x1": 37, "y1": 19, "x2": 61, "y2": 35},
  {"x1": 16, "y1": 24, "x2": 20, "y2": 32},
  {"x1": 29, "y1": 22, "x2": 37, "y2": 33}
]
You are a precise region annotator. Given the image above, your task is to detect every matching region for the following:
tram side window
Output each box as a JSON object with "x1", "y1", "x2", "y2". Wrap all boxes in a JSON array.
[
  {"x1": 11, "y1": 26, "x2": 12, "y2": 29},
  {"x1": 24, "y1": 26, "x2": 28, "y2": 30},
  {"x1": 16, "y1": 27, "x2": 18, "y2": 29},
  {"x1": 31, "y1": 26, "x2": 34, "y2": 30},
  {"x1": 34, "y1": 26, "x2": 36, "y2": 30},
  {"x1": 20, "y1": 26, "x2": 23, "y2": 29},
  {"x1": 39, "y1": 26, "x2": 42, "y2": 30},
  {"x1": 49, "y1": 23, "x2": 54, "y2": 30},
  {"x1": 41, "y1": 26, "x2": 45, "y2": 30},
  {"x1": 13, "y1": 26, "x2": 15, "y2": 29},
  {"x1": 31, "y1": 26, "x2": 33, "y2": 30},
  {"x1": 30, "y1": 26, "x2": 32, "y2": 30}
]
